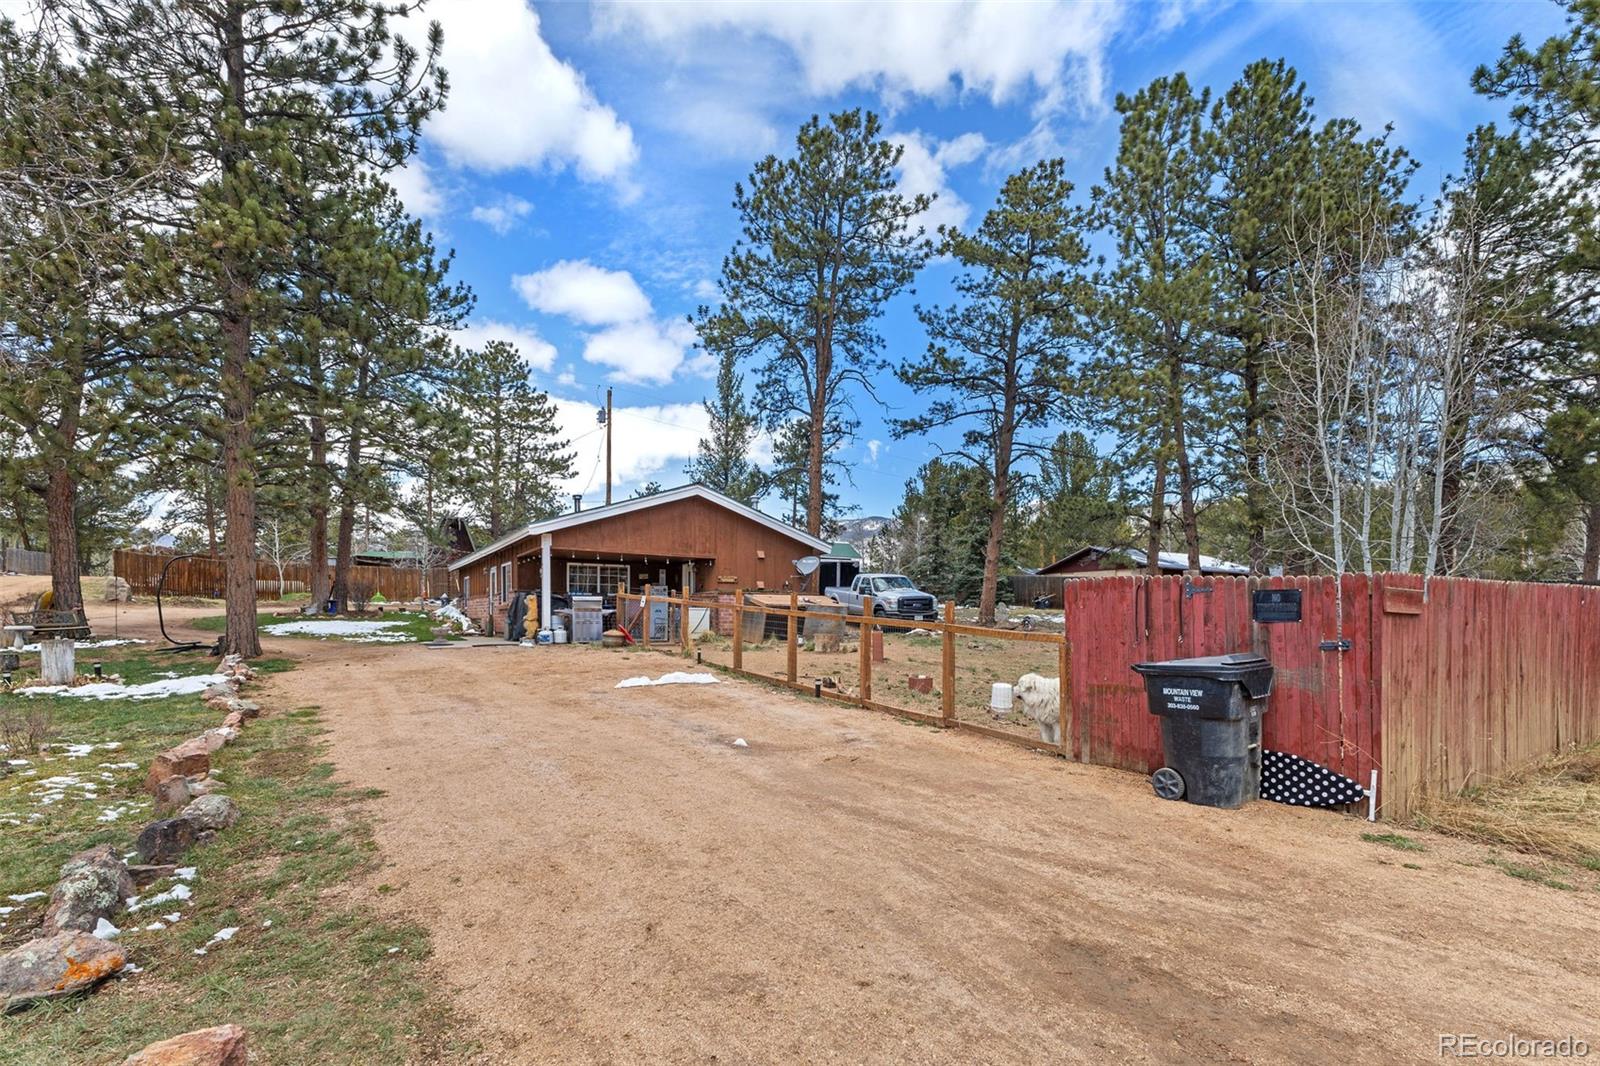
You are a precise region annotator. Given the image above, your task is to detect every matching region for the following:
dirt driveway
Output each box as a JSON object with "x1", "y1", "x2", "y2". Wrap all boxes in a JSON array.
[{"x1": 250, "y1": 636, "x2": 1600, "y2": 1064}]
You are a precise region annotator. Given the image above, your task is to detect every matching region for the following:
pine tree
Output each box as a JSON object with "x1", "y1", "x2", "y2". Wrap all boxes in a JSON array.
[
  {"x1": 696, "y1": 109, "x2": 931, "y2": 536},
  {"x1": 1090, "y1": 73, "x2": 1220, "y2": 574},
  {"x1": 453, "y1": 341, "x2": 574, "y2": 539},
  {"x1": 52, "y1": 0, "x2": 446, "y2": 655},
  {"x1": 1017, "y1": 432, "x2": 1131, "y2": 567},
  {"x1": 893, "y1": 159, "x2": 1091, "y2": 623},
  {"x1": 685, "y1": 347, "x2": 766, "y2": 503}
]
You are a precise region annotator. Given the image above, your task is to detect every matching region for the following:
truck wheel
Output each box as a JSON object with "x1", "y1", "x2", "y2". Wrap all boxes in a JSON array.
[
  {"x1": 1151, "y1": 767, "x2": 1185, "y2": 801},
  {"x1": 872, "y1": 604, "x2": 885, "y2": 617}
]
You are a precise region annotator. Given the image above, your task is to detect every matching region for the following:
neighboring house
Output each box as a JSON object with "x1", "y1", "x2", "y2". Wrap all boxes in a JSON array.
[
  {"x1": 1012, "y1": 546, "x2": 1250, "y2": 608},
  {"x1": 448, "y1": 484, "x2": 830, "y2": 635},
  {"x1": 1039, "y1": 546, "x2": 1250, "y2": 578},
  {"x1": 818, "y1": 541, "x2": 861, "y2": 597}
]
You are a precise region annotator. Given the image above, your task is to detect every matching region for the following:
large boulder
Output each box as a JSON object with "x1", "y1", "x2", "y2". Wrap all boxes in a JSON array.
[
  {"x1": 134, "y1": 818, "x2": 197, "y2": 865},
  {"x1": 179, "y1": 794, "x2": 239, "y2": 832},
  {"x1": 120, "y1": 1024, "x2": 249, "y2": 1065},
  {"x1": 42, "y1": 845, "x2": 134, "y2": 933},
  {"x1": 103, "y1": 577, "x2": 133, "y2": 603},
  {"x1": 145, "y1": 738, "x2": 212, "y2": 794},
  {"x1": 0, "y1": 931, "x2": 126, "y2": 1012}
]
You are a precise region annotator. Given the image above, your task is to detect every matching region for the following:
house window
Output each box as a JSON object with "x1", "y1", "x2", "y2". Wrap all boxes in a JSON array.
[
  {"x1": 499, "y1": 562, "x2": 511, "y2": 602},
  {"x1": 568, "y1": 562, "x2": 631, "y2": 596},
  {"x1": 488, "y1": 565, "x2": 498, "y2": 604}
]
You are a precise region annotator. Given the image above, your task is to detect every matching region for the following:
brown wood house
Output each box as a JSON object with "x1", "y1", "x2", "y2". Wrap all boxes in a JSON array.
[{"x1": 448, "y1": 484, "x2": 831, "y2": 635}]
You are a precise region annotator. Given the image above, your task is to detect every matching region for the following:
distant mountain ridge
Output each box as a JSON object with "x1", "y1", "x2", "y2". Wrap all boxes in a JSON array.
[{"x1": 832, "y1": 515, "x2": 891, "y2": 550}]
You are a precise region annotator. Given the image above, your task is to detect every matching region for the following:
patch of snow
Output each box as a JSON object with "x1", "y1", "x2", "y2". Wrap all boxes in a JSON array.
[
  {"x1": 143, "y1": 922, "x2": 166, "y2": 931},
  {"x1": 163, "y1": 911, "x2": 183, "y2": 923},
  {"x1": 6, "y1": 759, "x2": 30, "y2": 767},
  {"x1": 615, "y1": 672, "x2": 721, "y2": 689},
  {"x1": 17, "y1": 637, "x2": 146, "y2": 653},
  {"x1": 128, "y1": 883, "x2": 192, "y2": 912},
  {"x1": 732, "y1": 738, "x2": 749, "y2": 748},
  {"x1": 174, "y1": 867, "x2": 196, "y2": 881},
  {"x1": 21, "y1": 676, "x2": 229, "y2": 701},
  {"x1": 261, "y1": 619, "x2": 411, "y2": 642},
  {"x1": 99, "y1": 761, "x2": 139, "y2": 769},
  {"x1": 119, "y1": 961, "x2": 143, "y2": 975},
  {"x1": 98, "y1": 804, "x2": 136, "y2": 823},
  {"x1": 193, "y1": 925, "x2": 239, "y2": 955},
  {"x1": 7, "y1": 892, "x2": 45, "y2": 903},
  {"x1": 93, "y1": 917, "x2": 121, "y2": 939},
  {"x1": 261, "y1": 919, "x2": 272, "y2": 929}
]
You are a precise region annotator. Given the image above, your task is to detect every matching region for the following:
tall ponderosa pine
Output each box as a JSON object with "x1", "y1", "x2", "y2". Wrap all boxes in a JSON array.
[
  {"x1": 55, "y1": 0, "x2": 445, "y2": 655},
  {"x1": 1475, "y1": 0, "x2": 1600, "y2": 578},
  {"x1": 1091, "y1": 73, "x2": 1219, "y2": 574},
  {"x1": 0, "y1": 18, "x2": 169, "y2": 612},
  {"x1": 685, "y1": 348, "x2": 766, "y2": 504},
  {"x1": 894, "y1": 159, "x2": 1091, "y2": 623},
  {"x1": 696, "y1": 109, "x2": 931, "y2": 536},
  {"x1": 453, "y1": 341, "x2": 573, "y2": 539},
  {"x1": 1204, "y1": 60, "x2": 1316, "y2": 572}
]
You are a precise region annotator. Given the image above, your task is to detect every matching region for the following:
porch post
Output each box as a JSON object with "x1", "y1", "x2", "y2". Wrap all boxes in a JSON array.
[{"x1": 540, "y1": 533, "x2": 552, "y2": 632}]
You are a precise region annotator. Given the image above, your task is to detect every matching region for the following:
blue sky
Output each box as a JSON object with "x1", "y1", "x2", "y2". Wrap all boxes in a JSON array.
[{"x1": 388, "y1": 0, "x2": 1567, "y2": 516}]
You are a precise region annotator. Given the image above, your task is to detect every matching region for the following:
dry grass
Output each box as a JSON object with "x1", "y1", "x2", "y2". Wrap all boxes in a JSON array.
[{"x1": 1411, "y1": 744, "x2": 1600, "y2": 871}]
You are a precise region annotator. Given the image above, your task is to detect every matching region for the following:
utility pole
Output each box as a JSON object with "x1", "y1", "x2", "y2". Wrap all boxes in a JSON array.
[{"x1": 605, "y1": 387, "x2": 613, "y2": 506}]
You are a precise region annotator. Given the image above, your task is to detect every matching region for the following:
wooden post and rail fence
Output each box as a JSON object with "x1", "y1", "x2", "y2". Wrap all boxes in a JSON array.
[{"x1": 617, "y1": 573, "x2": 1600, "y2": 822}]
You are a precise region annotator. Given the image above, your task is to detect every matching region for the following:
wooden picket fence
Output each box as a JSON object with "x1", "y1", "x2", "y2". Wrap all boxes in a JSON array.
[{"x1": 113, "y1": 548, "x2": 451, "y2": 602}]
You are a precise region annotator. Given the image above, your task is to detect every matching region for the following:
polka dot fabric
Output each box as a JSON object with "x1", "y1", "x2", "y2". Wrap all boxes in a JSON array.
[{"x1": 1260, "y1": 750, "x2": 1366, "y2": 808}]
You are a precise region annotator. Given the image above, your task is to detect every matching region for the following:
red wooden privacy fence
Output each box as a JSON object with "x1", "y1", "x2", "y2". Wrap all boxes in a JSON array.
[{"x1": 1063, "y1": 574, "x2": 1600, "y2": 821}]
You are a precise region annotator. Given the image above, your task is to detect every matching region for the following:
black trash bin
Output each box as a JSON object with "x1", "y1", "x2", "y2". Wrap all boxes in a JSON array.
[{"x1": 1131, "y1": 653, "x2": 1274, "y2": 808}]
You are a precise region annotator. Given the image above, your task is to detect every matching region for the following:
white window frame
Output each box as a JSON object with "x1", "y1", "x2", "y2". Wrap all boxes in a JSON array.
[
  {"x1": 488, "y1": 565, "x2": 498, "y2": 605},
  {"x1": 499, "y1": 562, "x2": 511, "y2": 602},
  {"x1": 567, "y1": 562, "x2": 631, "y2": 597}
]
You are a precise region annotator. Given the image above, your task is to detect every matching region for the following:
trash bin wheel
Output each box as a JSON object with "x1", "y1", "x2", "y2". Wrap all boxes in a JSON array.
[{"x1": 1151, "y1": 767, "x2": 1185, "y2": 801}]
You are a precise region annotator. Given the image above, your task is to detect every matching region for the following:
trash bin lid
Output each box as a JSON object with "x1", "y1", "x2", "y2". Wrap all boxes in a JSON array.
[{"x1": 1132, "y1": 653, "x2": 1273, "y2": 698}]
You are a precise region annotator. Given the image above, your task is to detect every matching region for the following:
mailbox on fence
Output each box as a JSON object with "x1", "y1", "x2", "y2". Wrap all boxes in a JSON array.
[{"x1": 1132, "y1": 653, "x2": 1274, "y2": 809}]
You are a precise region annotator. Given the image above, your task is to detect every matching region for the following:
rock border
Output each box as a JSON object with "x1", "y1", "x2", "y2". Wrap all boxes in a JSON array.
[{"x1": 0, "y1": 653, "x2": 258, "y2": 1018}]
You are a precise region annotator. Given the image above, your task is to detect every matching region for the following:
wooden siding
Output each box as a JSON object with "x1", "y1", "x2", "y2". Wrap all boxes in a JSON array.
[{"x1": 454, "y1": 496, "x2": 824, "y2": 633}]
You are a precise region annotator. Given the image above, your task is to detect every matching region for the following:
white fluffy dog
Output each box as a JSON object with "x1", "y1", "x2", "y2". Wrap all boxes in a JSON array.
[{"x1": 1014, "y1": 673, "x2": 1062, "y2": 746}]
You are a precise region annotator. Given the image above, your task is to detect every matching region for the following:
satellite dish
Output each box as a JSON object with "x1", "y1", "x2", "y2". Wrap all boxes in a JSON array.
[{"x1": 793, "y1": 556, "x2": 820, "y2": 576}]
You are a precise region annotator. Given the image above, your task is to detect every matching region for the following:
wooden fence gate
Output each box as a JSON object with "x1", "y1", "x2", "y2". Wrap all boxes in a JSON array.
[{"x1": 1062, "y1": 574, "x2": 1600, "y2": 820}]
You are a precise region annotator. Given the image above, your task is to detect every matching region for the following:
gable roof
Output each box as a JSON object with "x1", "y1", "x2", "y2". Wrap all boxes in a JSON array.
[
  {"x1": 448, "y1": 484, "x2": 831, "y2": 572},
  {"x1": 1039, "y1": 545, "x2": 1249, "y2": 576}
]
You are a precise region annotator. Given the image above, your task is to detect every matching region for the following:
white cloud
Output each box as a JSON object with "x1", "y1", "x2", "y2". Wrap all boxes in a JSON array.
[
  {"x1": 469, "y1": 194, "x2": 533, "y2": 235},
  {"x1": 513, "y1": 261, "x2": 697, "y2": 385},
  {"x1": 600, "y1": 1, "x2": 1127, "y2": 113},
  {"x1": 692, "y1": 278, "x2": 720, "y2": 300},
  {"x1": 513, "y1": 260, "x2": 653, "y2": 326},
  {"x1": 453, "y1": 319, "x2": 558, "y2": 372},
  {"x1": 418, "y1": 0, "x2": 637, "y2": 184},
  {"x1": 865, "y1": 440, "x2": 883, "y2": 465},
  {"x1": 893, "y1": 130, "x2": 988, "y2": 235},
  {"x1": 551, "y1": 398, "x2": 708, "y2": 495},
  {"x1": 384, "y1": 157, "x2": 444, "y2": 218},
  {"x1": 581, "y1": 319, "x2": 698, "y2": 386}
]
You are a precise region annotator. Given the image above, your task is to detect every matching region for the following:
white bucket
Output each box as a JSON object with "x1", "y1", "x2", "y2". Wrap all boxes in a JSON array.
[{"x1": 990, "y1": 682, "x2": 1014, "y2": 711}]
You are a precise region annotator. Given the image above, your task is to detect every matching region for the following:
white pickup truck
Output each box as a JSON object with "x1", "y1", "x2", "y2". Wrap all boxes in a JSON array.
[{"x1": 825, "y1": 573, "x2": 939, "y2": 621}]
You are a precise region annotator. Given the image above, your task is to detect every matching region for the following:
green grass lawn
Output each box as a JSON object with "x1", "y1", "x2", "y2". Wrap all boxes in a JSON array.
[
  {"x1": 191, "y1": 610, "x2": 449, "y2": 643},
  {"x1": 0, "y1": 648, "x2": 472, "y2": 1063}
]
